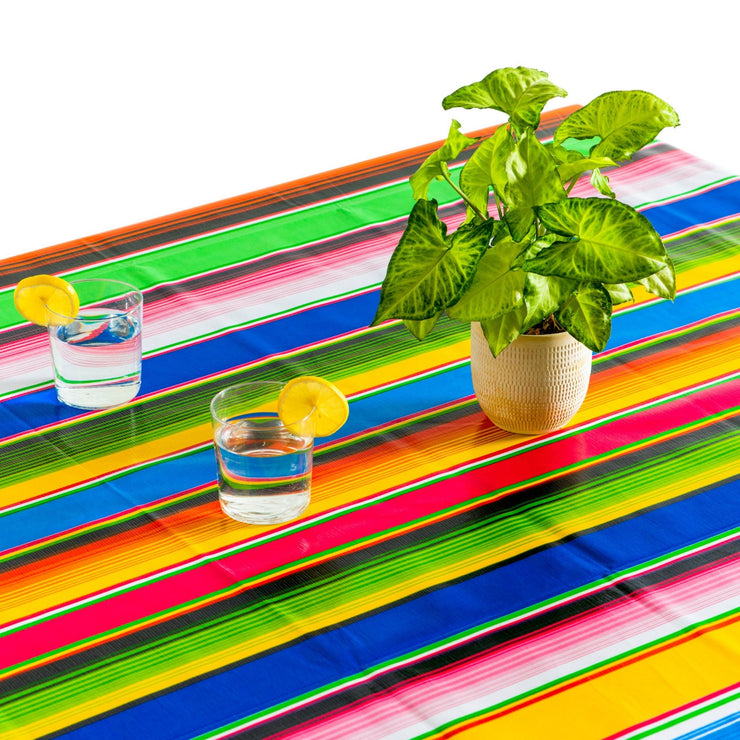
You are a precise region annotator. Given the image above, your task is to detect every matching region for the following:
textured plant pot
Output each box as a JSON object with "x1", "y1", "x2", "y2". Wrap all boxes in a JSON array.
[{"x1": 470, "y1": 322, "x2": 592, "y2": 434}]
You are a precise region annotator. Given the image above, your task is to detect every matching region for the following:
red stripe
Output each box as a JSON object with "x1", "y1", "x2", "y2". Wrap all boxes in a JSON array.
[{"x1": 2, "y1": 374, "x2": 737, "y2": 674}]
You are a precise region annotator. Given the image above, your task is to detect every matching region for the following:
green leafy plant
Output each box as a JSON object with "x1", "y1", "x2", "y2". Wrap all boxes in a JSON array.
[{"x1": 372, "y1": 66, "x2": 680, "y2": 355}]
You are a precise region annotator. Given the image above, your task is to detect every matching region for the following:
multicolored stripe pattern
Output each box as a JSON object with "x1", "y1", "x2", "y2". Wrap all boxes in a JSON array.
[{"x1": 1, "y1": 107, "x2": 739, "y2": 739}]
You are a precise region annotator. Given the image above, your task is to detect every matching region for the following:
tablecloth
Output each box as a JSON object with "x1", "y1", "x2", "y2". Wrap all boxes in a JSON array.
[{"x1": 1, "y1": 106, "x2": 739, "y2": 739}]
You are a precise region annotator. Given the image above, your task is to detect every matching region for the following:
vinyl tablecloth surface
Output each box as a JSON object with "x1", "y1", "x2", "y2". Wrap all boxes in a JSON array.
[{"x1": 1, "y1": 108, "x2": 739, "y2": 739}]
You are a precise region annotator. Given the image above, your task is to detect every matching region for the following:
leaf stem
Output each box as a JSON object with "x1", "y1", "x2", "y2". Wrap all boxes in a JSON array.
[
  {"x1": 565, "y1": 177, "x2": 580, "y2": 195},
  {"x1": 493, "y1": 192, "x2": 504, "y2": 220},
  {"x1": 441, "y1": 170, "x2": 488, "y2": 221}
]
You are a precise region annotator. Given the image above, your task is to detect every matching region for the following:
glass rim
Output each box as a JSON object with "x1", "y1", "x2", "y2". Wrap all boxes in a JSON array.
[
  {"x1": 46, "y1": 278, "x2": 143, "y2": 322},
  {"x1": 210, "y1": 379, "x2": 313, "y2": 429}
]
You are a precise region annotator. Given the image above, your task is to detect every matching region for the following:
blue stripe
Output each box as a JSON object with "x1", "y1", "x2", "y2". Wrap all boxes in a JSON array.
[
  {"x1": 0, "y1": 449, "x2": 213, "y2": 550},
  {"x1": 606, "y1": 274, "x2": 739, "y2": 352},
  {"x1": 0, "y1": 290, "x2": 382, "y2": 435},
  {"x1": 676, "y1": 710, "x2": 740, "y2": 739},
  {"x1": 0, "y1": 365, "x2": 473, "y2": 549},
  {"x1": 642, "y1": 179, "x2": 740, "y2": 236},
  {"x1": 56, "y1": 475, "x2": 740, "y2": 739}
]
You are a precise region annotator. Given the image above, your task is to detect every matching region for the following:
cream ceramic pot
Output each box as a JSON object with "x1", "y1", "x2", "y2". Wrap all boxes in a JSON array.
[{"x1": 470, "y1": 322, "x2": 592, "y2": 435}]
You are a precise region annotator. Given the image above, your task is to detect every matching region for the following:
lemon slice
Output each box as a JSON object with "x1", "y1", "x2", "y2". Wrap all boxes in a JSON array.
[
  {"x1": 13, "y1": 274, "x2": 80, "y2": 327},
  {"x1": 278, "y1": 375, "x2": 349, "y2": 438}
]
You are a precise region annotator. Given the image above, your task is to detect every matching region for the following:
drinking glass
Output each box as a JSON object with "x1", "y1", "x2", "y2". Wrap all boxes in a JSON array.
[
  {"x1": 46, "y1": 278, "x2": 143, "y2": 409},
  {"x1": 210, "y1": 380, "x2": 314, "y2": 525}
]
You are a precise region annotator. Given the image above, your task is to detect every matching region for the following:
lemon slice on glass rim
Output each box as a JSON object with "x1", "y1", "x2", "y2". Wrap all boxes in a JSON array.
[
  {"x1": 278, "y1": 375, "x2": 349, "y2": 438},
  {"x1": 13, "y1": 274, "x2": 79, "y2": 326}
]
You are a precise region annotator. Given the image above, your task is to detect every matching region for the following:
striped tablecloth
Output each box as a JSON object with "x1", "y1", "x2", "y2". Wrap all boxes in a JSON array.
[{"x1": 1, "y1": 107, "x2": 739, "y2": 739}]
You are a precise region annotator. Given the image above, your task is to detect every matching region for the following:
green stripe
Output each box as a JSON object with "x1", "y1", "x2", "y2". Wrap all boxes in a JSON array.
[
  {"x1": 0, "y1": 174, "x2": 455, "y2": 332},
  {"x1": 4, "y1": 166, "x2": 739, "y2": 335},
  {"x1": 666, "y1": 216, "x2": 740, "y2": 270}
]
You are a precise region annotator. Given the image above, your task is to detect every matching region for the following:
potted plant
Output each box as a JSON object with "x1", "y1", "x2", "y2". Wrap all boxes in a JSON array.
[{"x1": 371, "y1": 66, "x2": 679, "y2": 433}]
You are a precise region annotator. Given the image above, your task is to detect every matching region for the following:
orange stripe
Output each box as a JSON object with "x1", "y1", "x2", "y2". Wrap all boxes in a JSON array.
[{"x1": 0, "y1": 107, "x2": 579, "y2": 278}]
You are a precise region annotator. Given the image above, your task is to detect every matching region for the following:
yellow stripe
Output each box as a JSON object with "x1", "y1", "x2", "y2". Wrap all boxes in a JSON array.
[
  {"x1": 585, "y1": 340, "x2": 738, "y2": 421},
  {"x1": 451, "y1": 611, "x2": 740, "y2": 739},
  {"x1": 618, "y1": 253, "x2": 739, "y2": 307}
]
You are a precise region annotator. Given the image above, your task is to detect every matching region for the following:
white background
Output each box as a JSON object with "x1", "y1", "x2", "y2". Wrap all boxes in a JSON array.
[{"x1": 1, "y1": 0, "x2": 738, "y2": 261}]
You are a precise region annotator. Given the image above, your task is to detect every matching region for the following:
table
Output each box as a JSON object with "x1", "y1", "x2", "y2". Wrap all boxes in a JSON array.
[{"x1": 1, "y1": 107, "x2": 739, "y2": 739}]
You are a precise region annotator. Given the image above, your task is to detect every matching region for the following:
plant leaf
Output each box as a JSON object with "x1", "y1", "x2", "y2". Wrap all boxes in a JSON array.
[
  {"x1": 410, "y1": 120, "x2": 478, "y2": 200},
  {"x1": 605, "y1": 283, "x2": 634, "y2": 305},
  {"x1": 556, "y1": 282, "x2": 613, "y2": 352},
  {"x1": 523, "y1": 273, "x2": 578, "y2": 330},
  {"x1": 554, "y1": 91, "x2": 680, "y2": 162},
  {"x1": 503, "y1": 207, "x2": 536, "y2": 242},
  {"x1": 447, "y1": 232, "x2": 526, "y2": 321},
  {"x1": 557, "y1": 156, "x2": 616, "y2": 184},
  {"x1": 442, "y1": 67, "x2": 567, "y2": 130},
  {"x1": 480, "y1": 304, "x2": 528, "y2": 357},
  {"x1": 488, "y1": 124, "x2": 517, "y2": 205},
  {"x1": 504, "y1": 128, "x2": 566, "y2": 210},
  {"x1": 525, "y1": 197, "x2": 669, "y2": 283},
  {"x1": 371, "y1": 200, "x2": 492, "y2": 324},
  {"x1": 512, "y1": 233, "x2": 559, "y2": 268},
  {"x1": 459, "y1": 125, "x2": 516, "y2": 221},
  {"x1": 636, "y1": 257, "x2": 676, "y2": 300},
  {"x1": 590, "y1": 168, "x2": 615, "y2": 198},
  {"x1": 459, "y1": 130, "x2": 499, "y2": 220},
  {"x1": 403, "y1": 314, "x2": 440, "y2": 340}
]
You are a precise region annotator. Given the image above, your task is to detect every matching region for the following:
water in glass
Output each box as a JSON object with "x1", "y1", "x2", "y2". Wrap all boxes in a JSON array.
[
  {"x1": 49, "y1": 307, "x2": 142, "y2": 409},
  {"x1": 215, "y1": 413, "x2": 312, "y2": 524}
]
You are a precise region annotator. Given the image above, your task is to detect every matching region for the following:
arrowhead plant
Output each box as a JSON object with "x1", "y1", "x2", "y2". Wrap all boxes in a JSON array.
[{"x1": 372, "y1": 66, "x2": 679, "y2": 355}]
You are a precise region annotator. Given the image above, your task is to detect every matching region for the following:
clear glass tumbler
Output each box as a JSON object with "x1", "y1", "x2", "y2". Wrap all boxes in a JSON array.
[
  {"x1": 210, "y1": 380, "x2": 314, "y2": 525},
  {"x1": 46, "y1": 278, "x2": 143, "y2": 409}
]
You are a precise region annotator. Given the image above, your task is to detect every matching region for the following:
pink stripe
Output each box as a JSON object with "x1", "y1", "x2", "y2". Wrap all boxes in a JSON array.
[
  {"x1": 0, "y1": 230, "x2": 398, "y2": 397},
  {"x1": 272, "y1": 548, "x2": 740, "y2": 740},
  {"x1": 571, "y1": 146, "x2": 733, "y2": 204}
]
